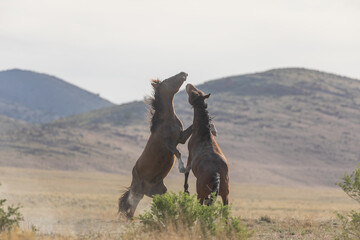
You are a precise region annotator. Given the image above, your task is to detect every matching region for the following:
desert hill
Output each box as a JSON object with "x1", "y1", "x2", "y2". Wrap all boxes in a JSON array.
[
  {"x1": 0, "y1": 69, "x2": 113, "y2": 123},
  {"x1": 0, "y1": 115, "x2": 27, "y2": 134},
  {"x1": 1, "y1": 68, "x2": 360, "y2": 187}
]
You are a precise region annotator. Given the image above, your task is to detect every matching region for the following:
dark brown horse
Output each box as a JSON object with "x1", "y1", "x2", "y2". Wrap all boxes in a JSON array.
[
  {"x1": 118, "y1": 72, "x2": 192, "y2": 218},
  {"x1": 183, "y1": 84, "x2": 229, "y2": 205}
]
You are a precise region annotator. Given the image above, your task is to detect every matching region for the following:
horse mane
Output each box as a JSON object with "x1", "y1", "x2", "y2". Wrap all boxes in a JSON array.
[
  {"x1": 146, "y1": 79, "x2": 163, "y2": 133},
  {"x1": 193, "y1": 97, "x2": 212, "y2": 140}
]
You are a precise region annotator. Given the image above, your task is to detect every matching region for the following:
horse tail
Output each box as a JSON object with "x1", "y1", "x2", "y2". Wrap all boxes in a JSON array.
[
  {"x1": 209, "y1": 172, "x2": 220, "y2": 205},
  {"x1": 118, "y1": 188, "x2": 131, "y2": 217}
]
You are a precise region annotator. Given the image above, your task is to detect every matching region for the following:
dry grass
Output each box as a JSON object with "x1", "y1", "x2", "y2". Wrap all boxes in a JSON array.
[{"x1": 0, "y1": 167, "x2": 358, "y2": 239}]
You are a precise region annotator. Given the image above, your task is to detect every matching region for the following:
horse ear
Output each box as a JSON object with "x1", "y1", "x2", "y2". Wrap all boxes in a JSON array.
[
  {"x1": 204, "y1": 93, "x2": 211, "y2": 99},
  {"x1": 189, "y1": 89, "x2": 198, "y2": 98}
]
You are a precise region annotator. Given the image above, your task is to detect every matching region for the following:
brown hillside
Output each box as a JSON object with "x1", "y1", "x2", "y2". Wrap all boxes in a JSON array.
[
  {"x1": 0, "y1": 115, "x2": 27, "y2": 134},
  {"x1": 1, "y1": 68, "x2": 360, "y2": 187}
]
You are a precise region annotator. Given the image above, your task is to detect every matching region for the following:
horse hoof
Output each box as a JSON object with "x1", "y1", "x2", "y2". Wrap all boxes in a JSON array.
[{"x1": 185, "y1": 190, "x2": 190, "y2": 195}]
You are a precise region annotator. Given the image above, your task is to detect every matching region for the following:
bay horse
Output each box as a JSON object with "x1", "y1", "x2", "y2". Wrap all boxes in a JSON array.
[
  {"x1": 118, "y1": 72, "x2": 192, "y2": 218},
  {"x1": 183, "y1": 84, "x2": 229, "y2": 205}
]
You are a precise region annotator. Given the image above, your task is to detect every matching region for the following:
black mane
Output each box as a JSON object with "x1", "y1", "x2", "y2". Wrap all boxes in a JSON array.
[
  {"x1": 193, "y1": 97, "x2": 212, "y2": 140},
  {"x1": 147, "y1": 80, "x2": 163, "y2": 133}
]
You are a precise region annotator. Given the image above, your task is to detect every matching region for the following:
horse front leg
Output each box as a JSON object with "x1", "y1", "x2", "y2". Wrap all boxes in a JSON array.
[
  {"x1": 198, "y1": 195, "x2": 204, "y2": 205},
  {"x1": 127, "y1": 191, "x2": 144, "y2": 219},
  {"x1": 165, "y1": 142, "x2": 188, "y2": 173},
  {"x1": 176, "y1": 151, "x2": 188, "y2": 174},
  {"x1": 178, "y1": 125, "x2": 192, "y2": 144}
]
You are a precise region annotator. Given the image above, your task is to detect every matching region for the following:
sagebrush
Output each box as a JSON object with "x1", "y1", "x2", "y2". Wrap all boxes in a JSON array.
[
  {"x1": 0, "y1": 183, "x2": 24, "y2": 232},
  {"x1": 123, "y1": 191, "x2": 251, "y2": 239},
  {"x1": 336, "y1": 164, "x2": 360, "y2": 239}
]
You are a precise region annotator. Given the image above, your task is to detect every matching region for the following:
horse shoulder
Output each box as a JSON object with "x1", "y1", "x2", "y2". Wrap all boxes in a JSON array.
[{"x1": 156, "y1": 120, "x2": 183, "y2": 144}]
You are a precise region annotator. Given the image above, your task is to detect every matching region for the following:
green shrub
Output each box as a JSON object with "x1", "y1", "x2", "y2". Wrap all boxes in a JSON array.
[
  {"x1": 259, "y1": 215, "x2": 272, "y2": 223},
  {"x1": 338, "y1": 165, "x2": 360, "y2": 203},
  {"x1": 336, "y1": 165, "x2": 360, "y2": 239},
  {"x1": 336, "y1": 211, "x2": 360, "y2": 239},
  {"x1": 0, "y1": 183, "x2": 24, "y2": 232},
  {"x1": 134, "y1": 191, "x2": 251, "y2": 239}
]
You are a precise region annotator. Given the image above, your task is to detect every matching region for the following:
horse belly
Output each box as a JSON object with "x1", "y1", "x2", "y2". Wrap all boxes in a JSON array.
[
  {"x1": 154, "y1": 154, "x2": 175, "y2": 179},
  {"x1": 136, "y1": 151, "x2": 175, "y2": 182}
]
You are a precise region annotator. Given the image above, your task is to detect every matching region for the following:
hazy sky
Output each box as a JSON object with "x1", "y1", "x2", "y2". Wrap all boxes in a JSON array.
[{"x1": 1, "y1": 0, "x2": 359, "y2": 104}]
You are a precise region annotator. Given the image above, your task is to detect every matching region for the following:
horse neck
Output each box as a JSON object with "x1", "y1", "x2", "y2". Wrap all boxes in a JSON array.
[
  {"x1": 150, "y1": 91, "x2": 177, "y2": 133},
  {"x1": 192, "y1": 104, "x2": 211, "y2": 139},
  {"x1": 159, "y1": 95, "x2": 175, "y2": 118}
]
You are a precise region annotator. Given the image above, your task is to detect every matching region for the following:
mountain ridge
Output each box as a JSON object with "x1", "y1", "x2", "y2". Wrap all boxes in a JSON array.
[
  {"x1": 1, "y1": 68, "x2": 360, "y2": 187},
  {"x1": 0, "y1": 69, "x2": 114, "y2": 123}
]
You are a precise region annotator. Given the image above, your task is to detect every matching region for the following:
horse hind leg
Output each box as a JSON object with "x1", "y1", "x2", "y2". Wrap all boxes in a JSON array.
[
  {"x1": 118, "y1": 189, "x2": 131, "y2": 217},
  {"x1": 128, "y1": 191, "x2": 144, "y2": 218},
  {"x1": 147, "y1": 181, "x2": 167, "y2": 197},
  {"x1": 118, "y1": 189, "x2": 143, "y2": 219},
  {"x1": 197, "y1": 195, "x2": 205, "y2": 205},
  {"x1": 219, "y1": 184, "x2": 229, "y2": 205},
  {"x1": 219, "y1": 175, "x2": 229, "y2": 205},
  {"x1": 204, "y1": 197, "x2": 211, "y2": 206},
  {"x1": 221, "y1": 194, "x2": 229, "y2": 205},
  {"x1": 196, "y1": 177, "x2": 211, "y2": 205}
]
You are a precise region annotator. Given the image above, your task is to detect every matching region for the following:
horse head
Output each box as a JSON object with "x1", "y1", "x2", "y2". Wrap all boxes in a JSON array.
[
  {"x1": 149, "y1": 72, "x2": 188, "y2": 132},
  {"x1": 151, "y1": 72, "x2": 188, "y2": 99},
  {"x1": 186, "y1": 84, "x2": 211, "y2": 106}
]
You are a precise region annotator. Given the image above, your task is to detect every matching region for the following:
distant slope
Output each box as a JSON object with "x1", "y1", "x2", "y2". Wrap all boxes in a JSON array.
[
  {"x1": 2, "y1": 68, "x2": 360, "y2": 187},
  {"x1": 51, "y1": 101, "x2": 147, "y2": 129},
  {"x1": 0, "y1": 69, "x2": 114, "y2": 123},
  {"x1": 0, "y1": 115, "x2": 27, "y2": 134}
]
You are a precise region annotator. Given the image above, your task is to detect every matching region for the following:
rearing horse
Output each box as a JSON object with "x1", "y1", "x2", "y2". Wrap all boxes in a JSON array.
[
  {"x1": 119, "y1": 72, "x2": 192, "y2": 218},
  {"x1": 184, "y1": 84, "x2": 229, "y2": 205}
]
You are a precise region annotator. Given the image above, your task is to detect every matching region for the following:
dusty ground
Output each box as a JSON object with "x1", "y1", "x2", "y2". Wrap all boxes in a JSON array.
[{"x1": 0, "y1": 167, "x2": 358, "y2": 239}]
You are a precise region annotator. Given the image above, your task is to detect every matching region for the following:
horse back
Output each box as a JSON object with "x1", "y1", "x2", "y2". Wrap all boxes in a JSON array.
[{"x1": 190, "y1": 137, "x2": 228, "y2": 177}]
